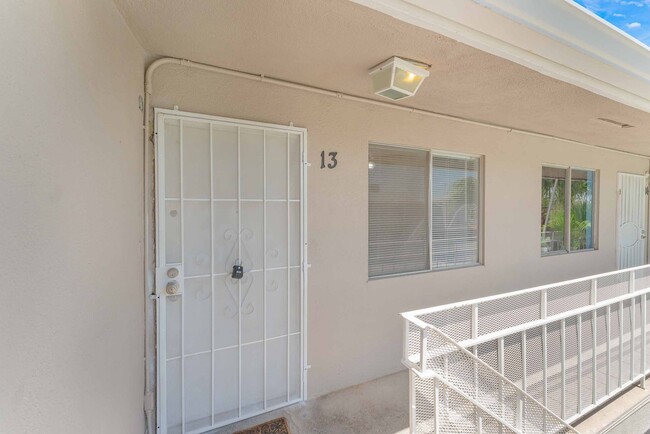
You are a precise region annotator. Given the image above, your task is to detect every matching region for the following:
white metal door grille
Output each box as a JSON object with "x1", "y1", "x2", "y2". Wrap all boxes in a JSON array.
[{"x1": 155, "y1": 110, "x2": 307, "y2": 434}]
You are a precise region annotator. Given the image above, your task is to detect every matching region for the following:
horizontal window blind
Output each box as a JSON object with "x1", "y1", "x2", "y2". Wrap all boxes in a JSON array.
[
  {"x1": 431, "y1": 154, "x2": 480, "y2": 269},
  {"x1": 368, "y1": 144, "x2": 430, "y2": 277}
]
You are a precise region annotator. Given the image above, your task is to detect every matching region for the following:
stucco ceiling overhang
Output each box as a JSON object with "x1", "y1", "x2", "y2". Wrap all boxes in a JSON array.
[{"x1": 114, "y1": 0, "x2": 650, "y2": 156}]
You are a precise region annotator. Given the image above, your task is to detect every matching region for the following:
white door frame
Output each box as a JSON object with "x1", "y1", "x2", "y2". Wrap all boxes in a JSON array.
[
  {"x1": 616, "y1": 172, "x2": 648, "y2": 269},
  {"x1": 153, "y1": 108, "x2": 308, "y2": 433}
]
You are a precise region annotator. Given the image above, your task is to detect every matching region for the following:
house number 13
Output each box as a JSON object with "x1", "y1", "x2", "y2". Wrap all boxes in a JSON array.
[{"x1": 320, "y1": 151, "x2": 338, "y2": 169}]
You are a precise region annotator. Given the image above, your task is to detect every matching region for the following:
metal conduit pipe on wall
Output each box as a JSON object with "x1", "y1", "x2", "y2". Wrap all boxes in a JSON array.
[{"x1": 141, "y1": 55, "x2": 650, "y2": 434}]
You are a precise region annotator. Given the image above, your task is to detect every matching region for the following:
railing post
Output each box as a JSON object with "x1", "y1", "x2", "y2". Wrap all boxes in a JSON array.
[
  {"x1": 642, "y1": 294, "x2": 647, "y2": 390},
  {"x1": 592, "y1": 308, "x2": 598, "y2": 405},
  {"x1": 560, "y1": 318, "x2": 566, "y2": 419},
  {"x1": 420, "y1": 327, "x2": 429, "y2": 373},
  {"x1": 521, "y1": 331, "x2": 527, "y2": 393},
  {"x1": 631, "y1": 296, "x2": 636, "y2": 380},
  {"x1": 619, "y1": 301, "x2": 623, "y2": 389},
  {"x1": 472, "y1": 303, "x2": 479, "y2": 340},
  {"x1": 515, "y1": 393, "x2": 523, "y2": 431},
  {"x1": 543, "y1": 324, "x2": 548, "y2": 408},
  {"x1": 606, "y1": 304, "x2": 611, "y2": 394},
  {"x1": 433, "y1": 376, "x2": 440, "y2": 434},
  {"x1": 409, "y1": 370, "x2": 416, "y2": 434},
  {"x1": 591, "y1": 278, "x2": 598, "y2": 305},
  {"x1": 403, "y1": 318, "x2": 409, "y2": 364},
  {"x1": 630, "y1": 272, "x2": 637, "y2": 384},
  {"x1": 541, "y1": 289, "x2": 547, "y2": 320},
  {"x1": 498, "y1": 337, "x2": 505, "y2": 420},
  {"x1": 473, "y1": 345, "x2": 479, "y2": 400},
  {"x1": 577, "y1": 314, "x2": 582, "y2": 415}
]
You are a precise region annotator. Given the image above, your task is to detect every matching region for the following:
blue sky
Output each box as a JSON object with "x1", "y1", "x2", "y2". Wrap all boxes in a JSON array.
[{"x1": 573, "y1": 0, "x2": 650, "y2": 46}]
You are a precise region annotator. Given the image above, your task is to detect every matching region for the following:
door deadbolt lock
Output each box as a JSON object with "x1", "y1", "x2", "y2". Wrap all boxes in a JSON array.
[
  {"x1": 167, "y1": 267, "x2": 179, "y2": 278},
  {"x1": 166, "y1": 281, "x2": 180, "y2": 295}
]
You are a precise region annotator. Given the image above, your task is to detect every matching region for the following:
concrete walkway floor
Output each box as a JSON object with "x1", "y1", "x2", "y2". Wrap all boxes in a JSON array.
[
  {"x1": 574, "y1": 377, "x2": 650, "y2": 434},
  {"x1": 208, "y1": 371, "x2": 409, "y2": 434}
]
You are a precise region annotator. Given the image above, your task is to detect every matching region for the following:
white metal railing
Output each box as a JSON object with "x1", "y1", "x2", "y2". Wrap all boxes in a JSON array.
[{"x1": 403, "y1": 264, "x2": 650, "y2": 433}]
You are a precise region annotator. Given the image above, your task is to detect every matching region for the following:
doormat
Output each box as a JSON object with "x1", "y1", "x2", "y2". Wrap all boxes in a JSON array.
[{"x1": 234, "y1": 417, "x2": 290, "y2": 434}]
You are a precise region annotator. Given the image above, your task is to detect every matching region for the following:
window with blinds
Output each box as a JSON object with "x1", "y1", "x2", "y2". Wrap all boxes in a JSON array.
[
  {"x1": 431, "y1": 154, "x2": 480, "y2": 269},
  {"x1": 368, "y1": 145, "x2": 430, "y2": 277},
  {"x1": 368, "y1": 144, "x2": 482, "y2": 278}
]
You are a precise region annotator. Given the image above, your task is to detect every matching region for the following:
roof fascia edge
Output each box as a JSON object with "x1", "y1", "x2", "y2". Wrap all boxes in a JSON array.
[
  {"x1": 351, "y1": 0, "x2": 650, "y2": 114},
  {"x1": 473, "y1": 0, "x2": 650, "y2": 84}
]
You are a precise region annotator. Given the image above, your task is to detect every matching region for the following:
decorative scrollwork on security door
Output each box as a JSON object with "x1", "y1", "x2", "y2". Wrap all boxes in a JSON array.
[
  {"x1": 193, "y1": 281, "x2": 211, "y2": 301},
  {"x1": 222, "y1": 273, "x2": 255, "y2": 318},
  {"x1": 224, "y1": 227, "x2": 255, "y2": 271},
  {"x1": 221, "y1": 227, "x2": 258, "y2": 318},
  {"x1": 267, "y1": 279, "x2": 279, "y2": 292}
]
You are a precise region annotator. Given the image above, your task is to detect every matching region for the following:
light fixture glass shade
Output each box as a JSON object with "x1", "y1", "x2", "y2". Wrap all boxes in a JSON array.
[{"x1": 369, "y1": 56, "x2": 429, "y2": 101}]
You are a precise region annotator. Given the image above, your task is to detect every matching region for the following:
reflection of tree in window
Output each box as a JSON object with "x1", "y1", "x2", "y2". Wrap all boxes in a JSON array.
[
  {"x1": 571, "y1": 170, "x2": 594, "y2": 251},
  {"x1": 541, "y1": 167, "x2": 594, "y2": 255}
]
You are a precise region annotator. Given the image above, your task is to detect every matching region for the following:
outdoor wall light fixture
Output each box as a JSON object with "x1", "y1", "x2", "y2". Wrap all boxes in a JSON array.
[{"x1": 369, "y1": 56, "x2": 430, "y2": 101}]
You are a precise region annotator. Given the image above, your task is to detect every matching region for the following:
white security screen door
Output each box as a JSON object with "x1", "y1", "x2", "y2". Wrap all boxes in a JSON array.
[
  {"x1": 155, "y1": 109, "x2": 306, "y2": 434},
  {"x1": 617, "y1": 173, "x2": 648, "y2": 269}
]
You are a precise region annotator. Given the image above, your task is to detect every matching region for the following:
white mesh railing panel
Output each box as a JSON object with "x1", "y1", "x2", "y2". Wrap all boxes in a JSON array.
[
  {"x1": 595, "y1": 307, "x2": 608, "y2": 400},
  {"x1": 504, "y1": 333, "x2": 523, "y2": 389},
  {"x1": 597, "y1": 273, "x2": 630, "y2": 302},
  {"x1": 548, "y1": 281, "x2": 591, "y2": 317},
  {"x1": 414, "y1": 374, "x2": 437, "y2": 434},
  {"x1": 525, "y1": 326, "x2": 545, "y2": 405},
  {"x1": 437, "y1": 383, "x2": 484, "y2": 433},
  {"x1": 634, "y1": 298, "x2": 642, "y2": 376},
  {"x1": 417, "y1": 305, "x2": 472, "y2": 343},
  {"x1": 405, "y1": 265, "x2": 650, "y2": 433},
  {"x1": 565, "y1": 317, "x2": 579, "y2": 419},
  {"x1": 546, "y1": 321, "x2": 563, "y2": 417},
  {"x1": 408, "y1": 320, "x2": 421, "y2": 364},
  {"x1": 647, "y1": 294, "x2": 650, "y2": 372},
  {"x1": 580, "y1": 311, "x2": 594, "y2": 410},
  {"x1": 610, "y1": 304, "x2": 621, "y2": 393},
  {"x1": 477, "y1": 340, "x2": 499, "y2": 372},
  {"x1": 416, "y1": 327, "x2": 576, "y2": 433},
  {"x1": 621, "y1": 300, "x2": 632, "y2": 384},
  {"x1": 635, "y1": 267, "x2": 650, "y2": 292},
  {"x1": 478, "y1": 292, "x2": 540, "y2": 337}
]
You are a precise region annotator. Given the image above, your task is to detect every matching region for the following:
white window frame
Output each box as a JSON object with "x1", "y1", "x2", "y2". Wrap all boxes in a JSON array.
[
  {"x1": 368, "y1": 142, "x2": 484, "y2": 279},
  {"x1": 541, "y1": 164, "x2": 599, "y2": 257}
]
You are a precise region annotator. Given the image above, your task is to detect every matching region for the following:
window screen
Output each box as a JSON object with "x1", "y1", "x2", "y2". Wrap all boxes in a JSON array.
[
  {"x1": 431, "y1": 154, "x2": 480, "y2": 269},
  {"x1": 368, "y1": 145, "x2": 430, "y2": 277}
]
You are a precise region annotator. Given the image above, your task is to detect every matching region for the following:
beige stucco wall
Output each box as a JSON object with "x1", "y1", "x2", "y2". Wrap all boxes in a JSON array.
[
  {"x1": 152, "y1": 64, "x2": 650, "y2": 400},
  {"x1": 0, "y1": 1, "x2": 146, "y2": 433}
]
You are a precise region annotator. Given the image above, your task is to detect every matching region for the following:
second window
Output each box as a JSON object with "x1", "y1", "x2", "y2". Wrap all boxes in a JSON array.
[{"x1": 541, "y1": 165, "x2": 597, "y2": 255}]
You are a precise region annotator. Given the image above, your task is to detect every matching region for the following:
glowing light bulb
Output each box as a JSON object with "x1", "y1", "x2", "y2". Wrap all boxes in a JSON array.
[{"x1": 405, "y1": 72, "x2": 416, "y2": 82}]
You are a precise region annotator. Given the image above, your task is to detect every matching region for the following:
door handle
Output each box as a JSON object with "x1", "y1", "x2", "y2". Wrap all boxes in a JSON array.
[{"x1": 642, "y1": 229, "x2": 647, "y2": 239}]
